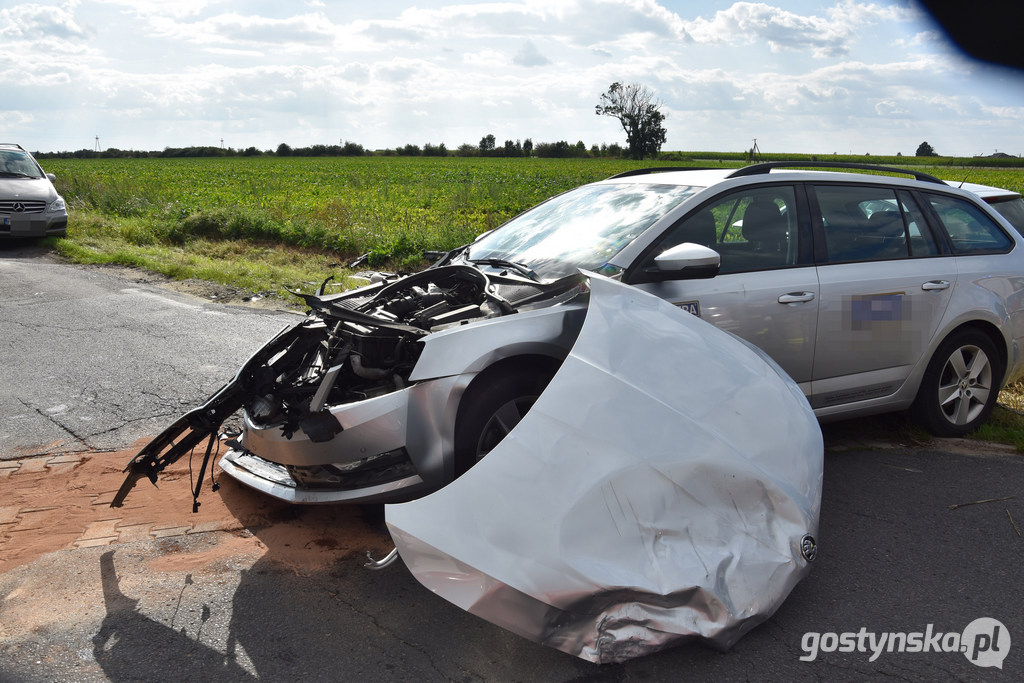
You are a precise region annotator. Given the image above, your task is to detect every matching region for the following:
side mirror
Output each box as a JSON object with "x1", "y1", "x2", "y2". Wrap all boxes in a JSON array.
[
  {"x1": 46, "y1": 173, "x2": 57, "y2": 183},
  {"x1": 647, "y1": 242, "x2": 721, "y2": 281}
]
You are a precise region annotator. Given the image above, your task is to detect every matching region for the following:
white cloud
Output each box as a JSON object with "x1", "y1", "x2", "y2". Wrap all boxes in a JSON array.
[
  {"x1": 684, "y1": 2, "x2": 854, "y2": 57},
  {"x1": 145, "y1": 11, "x2": 337, "y2": 47},
  {"x1": 464, "y1": 49, "x2": 508, "y2": 68},
  {"x1": 513, "y1": 40, "x2": 551, "y2": 67},
  {"x1": 875, "y1": 99, "x2": 910, "y2": 116},
  {"x1": 92, "y1": 0, "x2": 217, "y2": 20},
  {"x1": 895, "y1": 29, "x2": 945, "y2": 50},
  {"x1": 0, "y1": 2, "x2": 87, "y2": 39}
]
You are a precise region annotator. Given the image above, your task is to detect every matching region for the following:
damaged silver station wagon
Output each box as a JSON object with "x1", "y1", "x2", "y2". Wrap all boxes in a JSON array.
[{"x1": 113, "y1": 161, "x2": 1024, "y2": 662}]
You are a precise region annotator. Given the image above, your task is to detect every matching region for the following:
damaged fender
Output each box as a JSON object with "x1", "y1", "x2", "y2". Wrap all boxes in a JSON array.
[{"x1": 386, "y1": 275, "x2": 823, "y2": 663}]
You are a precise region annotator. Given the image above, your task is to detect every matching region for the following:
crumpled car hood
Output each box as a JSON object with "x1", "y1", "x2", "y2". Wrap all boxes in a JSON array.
[{"x1": 386, "y1": 275, "x2": 823, "y2": 664}]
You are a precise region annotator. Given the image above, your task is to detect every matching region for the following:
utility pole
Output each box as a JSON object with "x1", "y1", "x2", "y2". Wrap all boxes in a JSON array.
[{"x1": 751, "y1": 138, "x2": 762, "y2": 161}]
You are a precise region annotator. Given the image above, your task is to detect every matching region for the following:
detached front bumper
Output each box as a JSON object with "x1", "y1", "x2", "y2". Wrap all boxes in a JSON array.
[{"x1": 219, "y1": 448, "x2": 425, "y2": 505}]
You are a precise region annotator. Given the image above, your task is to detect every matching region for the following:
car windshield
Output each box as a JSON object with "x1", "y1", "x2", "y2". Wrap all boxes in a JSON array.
[
  {"x1": 987, "y1": 197, "x2": 1024, "y2": 236},
  {"x1": 468, "y1": 182, "x2": 701, "y2": 279},
  {"x1": 0, "y1": 151, "x2": 43, "y2": 179}
]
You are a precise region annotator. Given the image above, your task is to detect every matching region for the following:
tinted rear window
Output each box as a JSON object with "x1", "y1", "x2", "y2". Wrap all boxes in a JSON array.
[
  {"x1": 926, "y1": 193, "x2": 1013, "y2": 254},
  {"x1": 986, "y1": 197, "x2": 1024, "y2": 236}
]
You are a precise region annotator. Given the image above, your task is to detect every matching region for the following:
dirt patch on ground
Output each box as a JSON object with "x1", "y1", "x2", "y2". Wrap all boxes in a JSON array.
[
  {"x1": 93, "y1": 264, "x2": 300, "y2": 311},
  {"x1": 0, "y1": 444, "x2": 393, "y2": 576}
]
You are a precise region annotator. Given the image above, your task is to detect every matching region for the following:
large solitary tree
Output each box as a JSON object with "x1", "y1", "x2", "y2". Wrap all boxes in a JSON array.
[{"x1": 595, "y1": 82, "x2": 667, "y2": 160}]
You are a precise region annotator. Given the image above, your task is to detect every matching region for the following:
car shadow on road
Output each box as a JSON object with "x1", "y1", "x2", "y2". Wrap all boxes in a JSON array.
[
  {"x1": 88, "y1": 469, "x2": 831, "y2": 680},
  {"x1": 0, "y1": 238, "x2": 58, "y2": 258},
  {"x1": 205, "y1": 482, "x2": 748, "y2": 680},
  {"x1": 93, "y1": 550, "x2": 258, "y2": 681}
]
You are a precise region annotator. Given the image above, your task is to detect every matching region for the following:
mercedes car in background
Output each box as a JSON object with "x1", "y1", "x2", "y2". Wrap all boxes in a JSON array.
[{"x1": 0, "y1": 143, "x2": 68, "y2": 239}]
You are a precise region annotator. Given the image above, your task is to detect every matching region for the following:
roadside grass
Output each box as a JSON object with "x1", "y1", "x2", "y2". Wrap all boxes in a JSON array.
[
  {"x1": 53, "y1": 209, "x2": 365, "y2": 301},
  {"x1": 973, "y1": 406, "x2": 1024, "y2": 451},
  {"x1": 978, "y1": 382, "x2": 1024, "y2": 451}
]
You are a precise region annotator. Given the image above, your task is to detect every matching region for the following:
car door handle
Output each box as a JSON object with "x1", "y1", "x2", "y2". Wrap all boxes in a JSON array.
[
  {"x1": 778, "y1": 292, "x2": 816, "y2": 304},
  {"x1": 921, "y1": 280, "x2": 950, "y2": 291}
]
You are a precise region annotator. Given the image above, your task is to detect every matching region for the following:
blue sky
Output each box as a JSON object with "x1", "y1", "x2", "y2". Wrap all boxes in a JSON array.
[{"x1": 3, "y1": 0, "x2": 1023, "y2": 156}]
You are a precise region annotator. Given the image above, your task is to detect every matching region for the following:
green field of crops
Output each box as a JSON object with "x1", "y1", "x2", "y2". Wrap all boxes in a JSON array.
[
  {"x1": 38, "y1": 154, "x2": 1024, "y2": 299},
  {"x1": 46, "y1": 156, "x2": 685, "y2": 261}
]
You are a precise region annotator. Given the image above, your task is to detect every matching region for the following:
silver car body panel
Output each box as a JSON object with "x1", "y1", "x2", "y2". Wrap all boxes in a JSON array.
[
  {"x1": 387, "y1": 276, "x2": 823, "y2": 664},
  {"x1": 637, "y1": 266, "x2": 820, "y2": 384},
  {"x1": 408, "y1": 302, "x2": 586, "y2": 381}
]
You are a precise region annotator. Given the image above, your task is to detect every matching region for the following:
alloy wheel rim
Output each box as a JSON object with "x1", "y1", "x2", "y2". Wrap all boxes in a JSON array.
[
  {"x1": 475, "y1": 395, "x2": 538, "y2": 460},
  {"x1": 937, "y1": 344, "x2": 993, "y2": 426}
]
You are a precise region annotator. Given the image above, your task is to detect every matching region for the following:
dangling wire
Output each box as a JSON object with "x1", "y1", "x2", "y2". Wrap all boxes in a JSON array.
[{"x1": 188, "y1": 431, "x2": 220, "y2": 513}]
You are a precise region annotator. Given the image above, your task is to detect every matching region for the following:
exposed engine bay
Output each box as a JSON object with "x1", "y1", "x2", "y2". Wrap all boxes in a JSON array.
[
  {"x1": 246, "y1": 264, "x2": 582, "y2": 440},
  {"x1": 274, "y1": 266, "x2": 498, "y2": 422}
]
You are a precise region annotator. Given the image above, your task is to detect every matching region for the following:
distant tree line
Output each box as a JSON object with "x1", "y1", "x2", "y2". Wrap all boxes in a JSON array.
[
  {"x1": 37, "y1": 83, "x2": 665, "y2": 161},
  {"x1": 34, "y1": 137, "x2": 626, "y2": 160}
]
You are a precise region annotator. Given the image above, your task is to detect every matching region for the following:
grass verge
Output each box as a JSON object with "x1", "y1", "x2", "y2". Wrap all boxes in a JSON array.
[
  {"x1": 973, "y1": 403, "x2": 1024, "y2": 451},
  {"x1": 52, "y1": 209, "x2": 378, "y2": 301}
]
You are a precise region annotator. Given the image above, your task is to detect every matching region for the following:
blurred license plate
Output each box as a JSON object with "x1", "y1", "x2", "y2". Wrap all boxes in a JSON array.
[{"x1": 677, "y1": 301, "x2": 700, "y2": 317}]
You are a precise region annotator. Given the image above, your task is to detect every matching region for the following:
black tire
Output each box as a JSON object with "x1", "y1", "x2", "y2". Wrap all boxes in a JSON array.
[
  {"x1": 453, "y1": 367, "x2": 555, "y2": 476},
  {"x1": 912, "y1": 329, "x2": 1002, "y2": 437}
]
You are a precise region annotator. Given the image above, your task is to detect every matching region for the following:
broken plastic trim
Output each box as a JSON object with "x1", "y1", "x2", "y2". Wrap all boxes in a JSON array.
[{"x1": 110, "y1": 324, "x2": 295, "y2": 508}]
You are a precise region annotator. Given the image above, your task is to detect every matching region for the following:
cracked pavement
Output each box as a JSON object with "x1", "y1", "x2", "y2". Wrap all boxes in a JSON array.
[
  {"x1": 1, "y1": 248, "x2": 1022, "y2": 681},
  {"x1": 0, "y1": 252, "x2": 292, "y2": 459}
]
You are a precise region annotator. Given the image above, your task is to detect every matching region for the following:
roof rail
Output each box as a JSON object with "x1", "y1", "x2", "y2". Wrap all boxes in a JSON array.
[
  {"x1": 607, "y1": 167, "x2": 710, "y2": 179},
  {"x1": 726, "y1": 161, "x2": 945, "y2": 185}
]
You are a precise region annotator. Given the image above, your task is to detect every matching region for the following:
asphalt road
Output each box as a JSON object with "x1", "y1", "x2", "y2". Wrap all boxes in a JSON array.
[
  {"x1": 1, "y1": 245, "x2": 1022, "y2": 681},
  {"x1": 0, "y1": 245, "x2": 294, "y2": 460}
]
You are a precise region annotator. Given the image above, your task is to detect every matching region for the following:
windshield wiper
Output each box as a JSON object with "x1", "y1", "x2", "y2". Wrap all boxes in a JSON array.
[
  {"x1": 469, "y1": 258, "x2": 538, "y2": 281},
  {"x1": 0, "y1": 171, "x2": 34, "y2": 178}
]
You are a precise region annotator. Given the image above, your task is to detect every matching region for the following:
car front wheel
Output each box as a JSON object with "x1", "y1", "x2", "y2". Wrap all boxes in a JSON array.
[
  {"x1": 913, "y1": 329, "x2": 1002, "y2": 436},
  {"x1": 453, "y1": 367, "x2": 555, "y2": 476}
]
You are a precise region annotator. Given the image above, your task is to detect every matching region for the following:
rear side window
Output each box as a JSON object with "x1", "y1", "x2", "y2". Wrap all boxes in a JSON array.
[
  {"x1": 814, "y1": 185, "x2": 939, "y2": 263},
  {"x1": 984, "y1": 197, "x2": 1024, "y2": 236},
  {"x1": 926, "y1": 193, "x2": 1012, "y2": 254}
]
